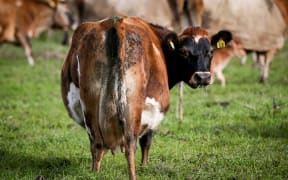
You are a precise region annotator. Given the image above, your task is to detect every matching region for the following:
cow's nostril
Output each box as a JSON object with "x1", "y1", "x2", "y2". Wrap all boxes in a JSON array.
[{"x1": 194, "y1": 73, "x2": 202, "y2": 82}]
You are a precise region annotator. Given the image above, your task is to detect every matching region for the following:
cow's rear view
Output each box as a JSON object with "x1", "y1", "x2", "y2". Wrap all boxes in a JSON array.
[{"x1": 61, "y1": 16, "x2": 231, "y2": 180}]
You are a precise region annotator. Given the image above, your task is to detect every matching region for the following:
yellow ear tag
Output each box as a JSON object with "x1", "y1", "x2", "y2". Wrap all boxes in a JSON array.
[
  {"x1": 48, "y1": 0, "x2": 56, "y2": 8},
  {"x1": 217, "y1": 38, "x2": 225, "y2": 48},
  {"x1": 169, "y1": 40, "x2": 175, "y2": 50}
]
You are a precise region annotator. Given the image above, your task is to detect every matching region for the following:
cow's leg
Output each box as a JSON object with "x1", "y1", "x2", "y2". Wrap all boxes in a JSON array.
[
  {"x1": 139, "y1": 129, "x2": 153, "y2": 165},
  {"x1": 177, "y1": 82, "x2": 184, "y2": 120},
  {"x1": 259, "y1": 59, "x2": 269, "y2": 83},
  {"x1": 61, "y1": 31, "x2": 69, "y2": 45},
  {"x1": 83, "y1": 109, "x2": 105, "y2": 172},
  {"x1": 241, "y1": 55, "x2": 247, "y2": 65},
  {"x1": 16, "y1": 32, "x2": 34, "y2": 66},
  {"x1": 91, "y1": 142, "x2": 105, "y2": 172},
  {"x1": 75, "y1": 0, "x2": 85, "y2": 22},
  {"x1": 256, "y1": 52, "x2": 265, "y2": 83},
  {"x1": 259, "y1": 49, "x2": 276, "y2": 83},
  {"x1": 167, "y1": 0, "x2": 182, "y2": 31},
  {"x1": 125, "y1": 134, "x2": 137, "y2": 180},
  {"x1": 215, "y1": 70, "x2": 226, "y2": 87},
  {"x1": 252, "y1": 51, "x2": 258, "y2": 67},
  {"x1": 258, "y1": 52, "x2": 269, "y2": 83},
  {"x1": 183, "y1": 1, "x2": 193, "y2": 27}
]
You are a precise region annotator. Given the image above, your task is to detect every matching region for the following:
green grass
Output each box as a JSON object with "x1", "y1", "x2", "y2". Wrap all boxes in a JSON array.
[{"x1": 0, "y1": 32, "x2": 288, "y2": 180}]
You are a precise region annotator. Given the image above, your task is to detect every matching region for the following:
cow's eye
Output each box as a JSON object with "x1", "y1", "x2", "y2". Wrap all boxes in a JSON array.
[{"x1": 179, "y1": 47, "x2": 189, "y2": 59}]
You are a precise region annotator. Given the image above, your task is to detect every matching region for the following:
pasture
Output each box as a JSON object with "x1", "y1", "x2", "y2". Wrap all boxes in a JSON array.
[{"x1": 0, "y1": 32, "x2": 287, "y2": 179}]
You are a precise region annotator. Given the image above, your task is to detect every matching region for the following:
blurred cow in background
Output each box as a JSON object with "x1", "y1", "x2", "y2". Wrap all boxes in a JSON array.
[
  {"x1": 274, "y1": 0, "x2": 288, "y2": 33},
  {"x1": 211, "y1": 38, "x2": 246, "y2": 86},
  {"x1": 167, "y1": 0, "x2": 204, "y2": 30},
  {"x1": 73, "y1": 0, "x2": 85, "y2": 23},
  {"x1": 72, "y1": 0, "x2": 174, "y2": 27},
  {"x1": 75, "y1": 0, "x2": 204, "y2": 31},
  {"x1": 202, "y1": 0, "x2": 288, "y2": 83},
  {"x1": 0, "y1": 0, "x2": 78, "y2": 65}
]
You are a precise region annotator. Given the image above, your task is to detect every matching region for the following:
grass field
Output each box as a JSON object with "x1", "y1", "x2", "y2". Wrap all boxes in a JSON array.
[{"x1": 0, "y1": 32, "x2": 288, "y2": 180}]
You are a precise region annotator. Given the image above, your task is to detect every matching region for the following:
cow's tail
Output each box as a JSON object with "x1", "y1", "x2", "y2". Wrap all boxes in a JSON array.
[
  {"x1": 108, "y1": 26, "x2": 127, "y2": 130},
  {"x1": 102, "y1": 25, "x2": 128, "y2": 150}
]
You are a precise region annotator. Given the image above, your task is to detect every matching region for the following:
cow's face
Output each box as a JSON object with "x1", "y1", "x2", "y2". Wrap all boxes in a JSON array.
[
  {"x1": 178, "y1": 35, "x2": 213, "y2": 88},
  {"x1": 164, "y1": 28, "x2": 232, "y2": 88}
]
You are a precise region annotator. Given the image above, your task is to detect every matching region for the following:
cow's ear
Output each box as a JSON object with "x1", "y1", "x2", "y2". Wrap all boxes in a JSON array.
[
  {"x1": 163, "y1": 33, "x2": 179, "y2": 51},
  {"x1": 46, "y1": 0, "x2": 58, "y2": 8},
  {"x1": 211, "y1": 30, "x2": 232, "y2": 49}
]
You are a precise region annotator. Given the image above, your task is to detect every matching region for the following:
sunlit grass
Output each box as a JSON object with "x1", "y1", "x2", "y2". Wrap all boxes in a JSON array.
[{"x1": 0, "y1": 32, "x2": 287, "y2": 179}]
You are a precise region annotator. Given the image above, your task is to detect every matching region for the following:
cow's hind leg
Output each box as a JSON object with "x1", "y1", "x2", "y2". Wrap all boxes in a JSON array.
[
  {"x1": 259, "y1": 49, "x2": 276, "y2": 83},
  {"x1": 215, "y1": 70, "x2": 226, "y2": 87},
  {"x1": 125, "y1": 135, "x2": 137, "y2": 180},
  {"x1": 139, "y1": 129, "x2": 153, "y2": 165},
  {"x1": 91, "y1": 142, "x2": 105, "y2": 172},
  {"x1": 16, "y1": 32, "x2": 34, "y2": 66}
]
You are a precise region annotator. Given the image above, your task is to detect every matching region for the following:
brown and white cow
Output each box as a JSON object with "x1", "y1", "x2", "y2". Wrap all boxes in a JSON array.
[
  {"x1": 61, "y1": 16, "x2": 231, "y2": 179},
  {"x1": 0, "y1": 0, "x2": 77, "y2": 65},
  {"x1": 211, "y1": 38, "x2": 246, "y2": 86}
]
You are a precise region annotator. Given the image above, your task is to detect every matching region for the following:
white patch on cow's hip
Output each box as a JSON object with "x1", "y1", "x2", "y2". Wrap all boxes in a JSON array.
[
  {"x1": 67, "y1": 83, "x2": 92, "y2": 139},
  {"x1": 76, "y1": 54, "x2": 80, "y2": 77},
  {"x1": 67, "y1": 82, "x2": 92, "y2": 142},
  {"x1": 75, "y1": 59, "x2": 92, "y2": 140},
  {"x1": 141, "y1": 97, "x2": 164, "y2": 130},
  {"x1": 67, "y1": 83, "x2": 83, "y2": 124}
]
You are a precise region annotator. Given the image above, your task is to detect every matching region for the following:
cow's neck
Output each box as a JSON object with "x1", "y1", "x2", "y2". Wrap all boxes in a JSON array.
[
  {"x1": 165, "y1": 52, "x2": 187, "y2": 89},
  {"x1": 149, "y1": 23, "x2": 172, "y2": 42}
]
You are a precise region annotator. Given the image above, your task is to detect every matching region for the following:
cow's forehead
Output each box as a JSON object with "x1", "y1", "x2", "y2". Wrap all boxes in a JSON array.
[
  {"x1": 183, "y1": 37, "x2": 211, "y2": 55},
  {"x1": 180, "y1": 27, "x2": 208, "y2": 37}
]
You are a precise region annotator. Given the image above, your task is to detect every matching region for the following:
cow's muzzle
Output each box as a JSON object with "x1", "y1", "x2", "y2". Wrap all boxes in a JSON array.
[{"x1": 189, "y1": 72, "x2": 211, "y2": 88}]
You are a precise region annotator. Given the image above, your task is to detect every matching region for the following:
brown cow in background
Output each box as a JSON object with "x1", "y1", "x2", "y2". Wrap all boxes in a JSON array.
[
  {"x1": 0, "y1": 0, "x2": 78, "y2": 65},
  {"x1": 202, "y1": 0, "x2": 288, "y2": 83},
  {"x1": 78, "y1": 0, "x2": 173, "y2": 27},
  {"x1": 167, "y1": 0, "x2": 204, "y2": 30},
  {"x1": 76, "y1": 0, "x2": 204, "y2": 31}
]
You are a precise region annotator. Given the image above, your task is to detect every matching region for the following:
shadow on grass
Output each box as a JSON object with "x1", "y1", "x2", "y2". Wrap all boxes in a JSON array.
[{"x1": 0, "y1": 149, "x2": 83, "y2": 179}]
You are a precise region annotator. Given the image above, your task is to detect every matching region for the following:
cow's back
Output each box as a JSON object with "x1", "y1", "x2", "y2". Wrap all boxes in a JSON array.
[{"x1": 62, "y1": 16, "x2": 169, "y2": 150}]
